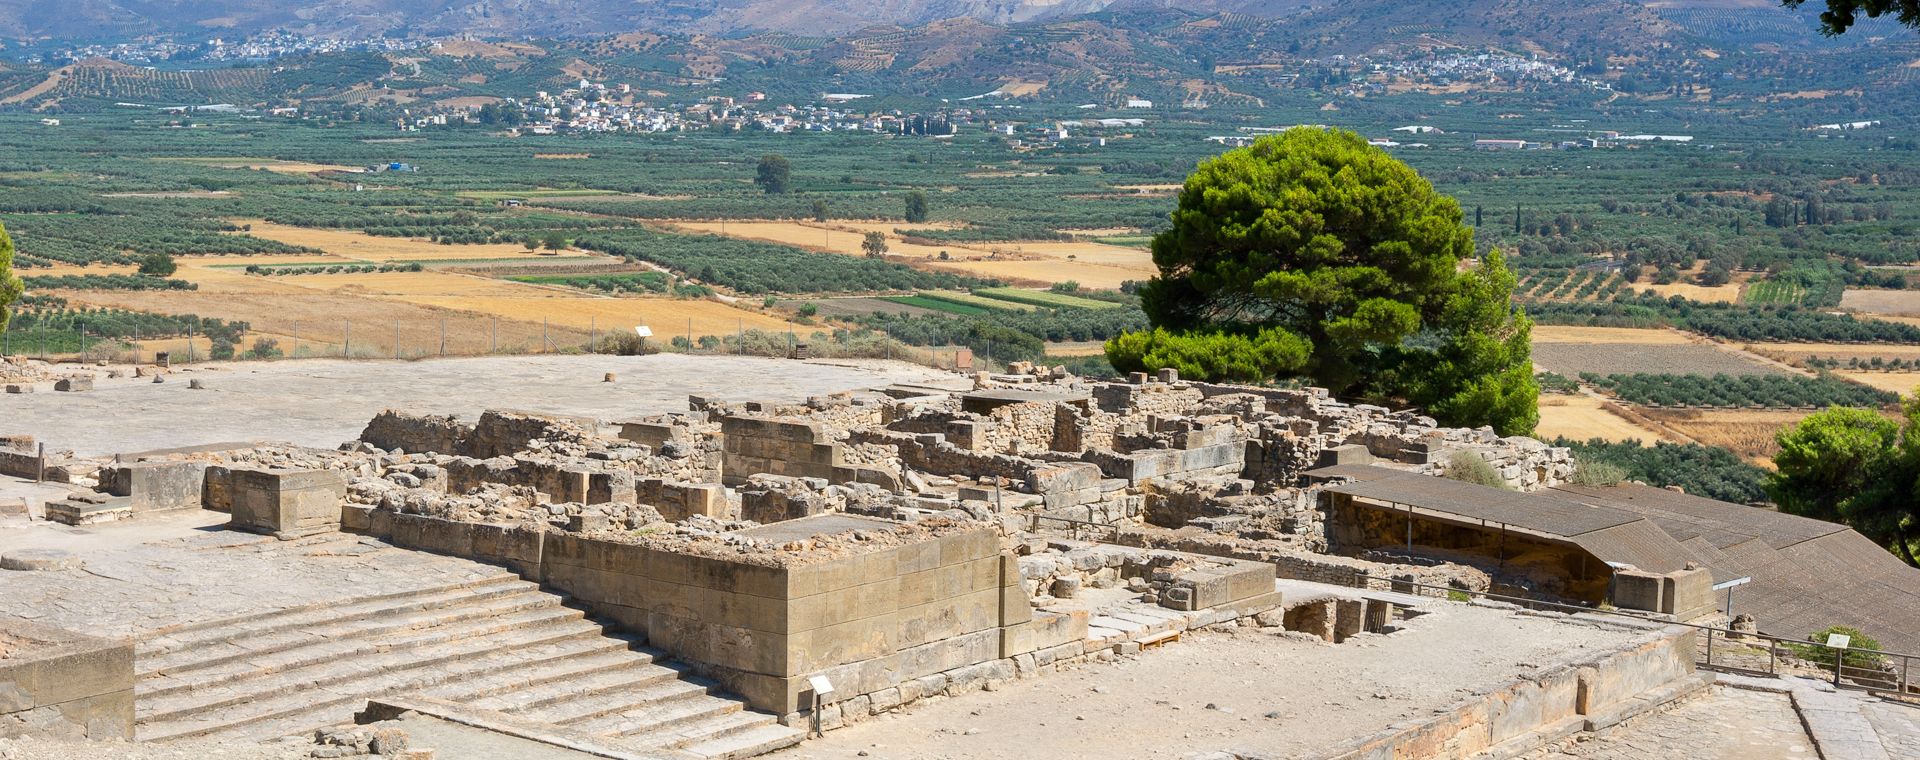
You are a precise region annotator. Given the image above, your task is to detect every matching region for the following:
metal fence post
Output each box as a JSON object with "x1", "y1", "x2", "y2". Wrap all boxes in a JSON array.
[
  {"x1": 345, "y1": 320, "x2": 352, "y2": 358},
  {"x1": 1705, "y1": 629, "x2": 1715, "y2": 669},
  {"x1": 439, "y1": 319, "x2": 446, "y2": 357},
  {"x1": 1834, "y1": 646, "x2": 1845, "y2": 687}
]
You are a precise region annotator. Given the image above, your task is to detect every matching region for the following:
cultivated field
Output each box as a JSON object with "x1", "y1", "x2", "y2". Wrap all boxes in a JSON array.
[
  {"x1": 1531, "y1": 342, "x2": 1782, "y2": 377},
  {"x1": 1643, "y1": 281, "x2": 1742, "y2": 303},
  {"x1": 669, "y1": 220, "x2": 1154, "y2": 289},
  {"x1": 1531, "y1": 326, "x2": 1693, "y2": 345},
  {"x1": 397, "y1": 295, "x2": 797, "y2": 339},
  {"x1": 1639, "y1": 408, "x2": 1812, "y2": 463},
  {"x1": 1833, "y1": 371, "x2": 1920, "y2": 396},
  {"x1": 1042, "y1": 341, "x2": 1108, "y2": 357},
  {"x1": 1841, "y1": 289, "x2": 1920, "y2": 317},
  {"x1": 798, "y1": 297, "x2": 943, "y2": 318},
  {"x1": 1743, "y1": 342, "x2": 1920, "y2": 364},
  {"x1": 1534, "y1": 394, "x2": 1670, "y2": 445},
  {"x1": 162, "y1": 158, "x2": 365, "y2": 175},
  {"x1": 54, "y1": 290, "x2": 585, "y2": 357},
  {"x1": 238, "y1": 221, "x2": 559, "y2": 262}
]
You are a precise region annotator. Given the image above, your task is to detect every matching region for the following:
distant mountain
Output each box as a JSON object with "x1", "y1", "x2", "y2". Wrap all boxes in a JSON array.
[{"x1": 0, "y1": 0, "x2": 1888, "y2": 43}]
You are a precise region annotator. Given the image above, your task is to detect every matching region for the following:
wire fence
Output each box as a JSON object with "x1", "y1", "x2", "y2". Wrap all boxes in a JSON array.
[{"x1": 0, "y1": 317, "x2": 990, "y2": 373}]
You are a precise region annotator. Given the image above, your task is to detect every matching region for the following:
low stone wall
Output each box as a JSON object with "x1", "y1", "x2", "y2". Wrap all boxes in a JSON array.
[
  {"x1": 359, "y1": 410, "x2": 469, "y2": 456},
  {"x1": 1305, "y1": 621, "x2": 1697, "y2": 760},
  {"x1": 1110, "y1": 528, "x2": 1491, "y2": 592},
  {"x1": 0, "y1": 619, "x2": 135, "y2": 741}
]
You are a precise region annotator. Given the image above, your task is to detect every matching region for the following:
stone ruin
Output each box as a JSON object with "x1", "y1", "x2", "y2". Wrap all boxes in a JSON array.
[{"x1": 1, "y1": 365, "x2": 1601, "y2": 753}]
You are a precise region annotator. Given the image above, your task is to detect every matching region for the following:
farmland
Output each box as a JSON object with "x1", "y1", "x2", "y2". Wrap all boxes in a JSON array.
[
  {"x1": 1840, "y1": 289, "x2": 1920, "y2": 317},
  {"x1": 1533, "y1": 394, "x2": 1671, "y2": 445},
  {"x1": 1639, "y1": 408, "x2": 1819, "y2": 463},
  {"x1": 1531, "y1": 342, "x2": 1782, "y2": 377}
]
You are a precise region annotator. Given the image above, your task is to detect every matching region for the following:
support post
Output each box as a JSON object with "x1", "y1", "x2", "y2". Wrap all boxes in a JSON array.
[{"x1": 36, "y1": 442, "x2": 45, "y2": 484}]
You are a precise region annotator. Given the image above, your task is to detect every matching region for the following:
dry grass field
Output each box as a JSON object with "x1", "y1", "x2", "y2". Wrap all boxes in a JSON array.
[
  {"x1": 799, "y1": 297, "x2": 943, "y2": 318},
  {"x1": 1743, "y1": 342, "x2": 1920, "y2": 364},
  {"x1": 1833, "y1": 371, "x2": 1920, "y2": 396},
  {"x1": 1534, "y1": 394, "x2": 1670, "y2": 445},
  {"x1": 1531, "y1": 325, "x2": 1693, "y2": 345},
  {"x1": 1841, "y1": 289, "x2": 1920, "y2": 317},
  {"x1": 669, "y1": 220, "x2": 1154, "y2": 289},
  {"x1": 162, "y1": 158, "x2": 365, "y2": 175},
  {"x1": 1043, "y1": 341, "x2": 1109, "y2": 357},
  {"x1": 55, "y1": 289, "x2": 586, "y2": 357},
  {"x1": 1643, "y1": 281, "x2": 1743, "y2": 303},
  {"x1": 1639, "y1": 408, "x2": 1812, "y2": 463},
  {"x1": 397, "y1": 295, "x2": 797, "y2": 339},
  {"x1": 237, "y1": 221, "x2": 551, "y2": 262}
]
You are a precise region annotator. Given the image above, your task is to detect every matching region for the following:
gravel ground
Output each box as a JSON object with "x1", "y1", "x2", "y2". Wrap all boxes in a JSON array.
[
  {"x1": 767, "y1": 604, "x2": 1639, "y2": 760},
  {"x1": 0, "y1": 355, "x2": 958, "y2": 457},
  {"x1": 0, "y1": 735, "x2": 308, "y2": 760}
]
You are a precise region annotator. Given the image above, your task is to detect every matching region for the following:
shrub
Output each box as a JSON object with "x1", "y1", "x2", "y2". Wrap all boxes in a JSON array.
[
  {"x1": 246, "y1": 337, "x2": 283, "y2": 360},
  {"x1": 1442, "y1": 450, "x2": 1509, "y2": 489},
  {"x1": 1568, "y1": 459, "x2": 1627, "y2": 487},
  {"x1": 1787, "y1": 626, "x2": 1887, "y2": 674}
]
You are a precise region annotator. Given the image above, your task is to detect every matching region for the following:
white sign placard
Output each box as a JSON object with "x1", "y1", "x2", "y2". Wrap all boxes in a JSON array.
[
  {"x1": 1826, "y1": 633, "x2": 1852, "y2": 650},
  {"x1": 634, "y1": 326, "x2": 653, "y2": 338},
  {"x1": 808, "y1": 675, "x2": 835, "y2": 697}
]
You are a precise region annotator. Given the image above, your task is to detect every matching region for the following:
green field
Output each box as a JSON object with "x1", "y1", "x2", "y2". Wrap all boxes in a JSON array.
[
  {"x1": 880, "y1": 295, "x2": 994, "y2": 316},
  {"x1": 974, "y1": 287, "x2": 1125, "y2": 310},
  {"x1": 917, "y1": 291, "x2": 1034, "y2": 313},
  {"x1": 1744, "y1": 279, "x2": 1807, "y2": 306}
]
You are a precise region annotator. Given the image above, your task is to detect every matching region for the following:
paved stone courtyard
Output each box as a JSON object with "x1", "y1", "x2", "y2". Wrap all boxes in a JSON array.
[
  {"x1": 0, "y1": 510, "x2": 504, "y2": 637},
  {"x1": 1525, "y1": 686, "x2": 1815, "y2": 760},
  {"x1": 767, "y1": 607, "x2": 1638, "y2": 760},
  {"x1": 1, "y1": 355, "x2": 956, "y2": 456}
]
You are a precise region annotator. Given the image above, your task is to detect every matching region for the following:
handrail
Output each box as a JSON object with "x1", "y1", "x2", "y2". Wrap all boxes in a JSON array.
[{"x1": 1352, "y1": 572, "x2": 1917, "y2": 701}]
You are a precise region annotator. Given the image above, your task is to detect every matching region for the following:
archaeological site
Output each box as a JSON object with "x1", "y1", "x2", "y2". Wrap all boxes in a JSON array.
[{"x1": 2, "y1": 353, "x2": 1916, "y2": 760}]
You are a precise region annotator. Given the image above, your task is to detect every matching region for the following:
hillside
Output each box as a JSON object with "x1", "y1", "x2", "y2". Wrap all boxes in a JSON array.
[{"x1": 0, "y1": 0, "x2": 1900, "y2": 42}]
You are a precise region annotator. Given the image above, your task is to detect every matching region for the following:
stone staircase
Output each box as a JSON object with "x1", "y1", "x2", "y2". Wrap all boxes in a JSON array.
[{"x1": 134, "y1": 569, "x2": 802, "y2": 759}]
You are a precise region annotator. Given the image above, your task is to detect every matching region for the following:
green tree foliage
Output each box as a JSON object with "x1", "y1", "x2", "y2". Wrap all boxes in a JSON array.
[
  {"x1": 904, "y1": 191, "x2": 929, "y2": 223},
  {"x1": 1122, "y1": 128, "x2": 1537, "y2": 434},
  {"x1": 0, "y1": 222, "x2": 21, "y2": 334},
  {"x1": 811, "y1": 200, "x2": 829, "y2": 222},
  {"x1": 1782, "y1": 0, "x2": 1920, "y2": 34},
  {"x1": 1106, "y1": 327, "x2": 1311, "y2": 383},
  {"x1": 1770, "y1": 403, "x2": 1920, "y2": 565},
  {"x1": 861, "y1": 231, "x2": 888, "y2": 258},
  {"x1": 756, "y1": 154, "x2": 791, "y2": 195},
  {"x1": 138, "y1": 252, "x2": 177, "y2": 277},
  {"x1": 1556, "y1": 438, "x2": 1771, "y2": 504}
]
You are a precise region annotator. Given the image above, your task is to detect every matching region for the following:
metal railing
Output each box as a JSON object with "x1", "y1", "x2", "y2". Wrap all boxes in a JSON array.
[{"x1": 1352, "y1": 573, "x2": 1917, "y2": 702}]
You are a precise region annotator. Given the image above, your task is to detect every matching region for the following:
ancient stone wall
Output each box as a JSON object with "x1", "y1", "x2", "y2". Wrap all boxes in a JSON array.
[
  {"x1": 0, "y1": 620, "x2": 134, "y2": 741},
  {"x1": 358, "y1": 410, "x2": 469, "y2": 456}
]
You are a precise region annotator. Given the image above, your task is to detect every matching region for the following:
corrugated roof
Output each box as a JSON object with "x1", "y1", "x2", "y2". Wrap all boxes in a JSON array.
[
  {"x1": 1328, "y1": 470, "x2": 1644, "y2": 537},
  {"x1": 1554, "y1": 482, "x2": 1920, "y2": 656}
]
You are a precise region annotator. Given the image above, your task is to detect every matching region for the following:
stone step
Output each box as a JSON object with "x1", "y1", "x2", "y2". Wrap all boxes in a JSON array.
[
  {"x1": 679, "y1": 722, "x2": 808, "y2": 760},
  {"x1": 467, "y1": 660, "x2": 686, "y2": 714},
  {"x1": 138, "y1": 603, "x2": 587, "y2": 706},
  {"x1": 414, "y1": 645, "x2": 657, "y2": 703},
  {"x1": 184, "y1": 635, "x2": 654, "y2": 746},
  {"x1": 633, "y1": 709, "x2": 779, "y2": 751},
  {"x1": 140, "y1": 585, "x2": 553, "y2": 681},
  {"x1": 517, "y1": 677, "x2": 715, "y2": 726},
  {"x1": 145, "y1": 571, "x2": 524, "y2": 639},
  {"x1": 138, "y1": 611, "x2": 603, "y2": 732},
  {"x1": 139, "y1": 574, "x2": 531, "y2": 663},
  {"x1": 573, "y1": 689, "x2": 745, "y2": 739}
]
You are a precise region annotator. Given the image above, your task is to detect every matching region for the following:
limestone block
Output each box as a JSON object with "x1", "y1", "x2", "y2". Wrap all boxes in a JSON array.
[
  {"x1": 52, "y1": 376, "x2": 92, "y2": 392},
  {"x1": 226, "y1": 467, "x2": 348, "y2": 539},
  {"x1": 100, "y1": 461, "x2": 205, "y2": 513}
]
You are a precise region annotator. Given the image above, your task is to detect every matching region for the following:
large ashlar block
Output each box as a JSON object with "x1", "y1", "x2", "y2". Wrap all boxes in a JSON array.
[{"x1": 227, "y1": 467, "x2": 349, "y2": 539}]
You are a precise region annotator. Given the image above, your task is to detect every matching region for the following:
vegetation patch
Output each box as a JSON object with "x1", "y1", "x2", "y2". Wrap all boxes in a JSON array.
[
  {"x1": 973, "y1": 287, "x2": 1125, "y2": 310},
  {"x1": 1583, "y1": 372, "x2": 1895, "y2": 409}
]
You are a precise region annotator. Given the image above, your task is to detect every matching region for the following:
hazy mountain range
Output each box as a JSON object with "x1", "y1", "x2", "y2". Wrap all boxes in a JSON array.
[{"x1": 0, "y1": 0, "x2": 1882, "y2": 43}]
